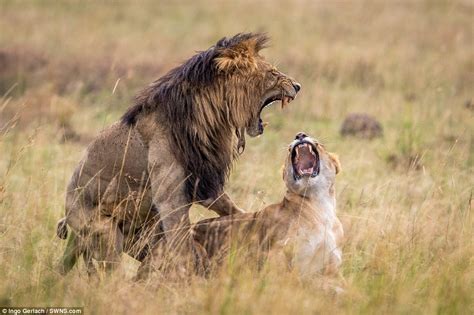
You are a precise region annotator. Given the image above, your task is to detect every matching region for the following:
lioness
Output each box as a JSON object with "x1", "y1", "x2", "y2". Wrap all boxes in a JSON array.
[
  {"x1": 190, "y1": 132, "x2": 343, "y2": 277},
  {"x1": 57, "y1": 33, "x2": 301, "y2": 273},
  {"x1": 142, "y1": 133, "x2": 344, "y2": 279}
]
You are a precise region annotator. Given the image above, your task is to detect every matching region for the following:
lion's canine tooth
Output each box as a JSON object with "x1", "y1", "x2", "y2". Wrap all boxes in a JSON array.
[
  {"x1": 262, "y1": 122, "x2": 269, "y2": 127},
  {"x1": 281, "y1": 96, "x2": 289, "y2": 109}
]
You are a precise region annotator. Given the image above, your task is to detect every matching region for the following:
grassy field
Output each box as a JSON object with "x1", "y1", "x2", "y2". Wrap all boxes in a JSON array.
[{"x1": 0, "y1": 1, "x2": 473, "y2": 314}]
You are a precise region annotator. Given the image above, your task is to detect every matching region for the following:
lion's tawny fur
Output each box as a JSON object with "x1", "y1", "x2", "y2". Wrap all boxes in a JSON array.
[{"x1": 57, "y1": 33, "x2": 300, "y2": 273}]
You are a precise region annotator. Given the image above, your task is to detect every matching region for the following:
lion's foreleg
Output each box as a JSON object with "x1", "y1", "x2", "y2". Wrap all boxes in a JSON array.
[
  {"x1": 153, "y1": 200, "x2": 194, "y2": 268},
  {"x1": 148, "y1": 178, "x2": 194, "y2": 271},
  {"x1": 201, "y1": 192, "x2": 245, "y2": 216},
  {"x1": 146, "y1": 137, "x2": 204, "y2": 275}
]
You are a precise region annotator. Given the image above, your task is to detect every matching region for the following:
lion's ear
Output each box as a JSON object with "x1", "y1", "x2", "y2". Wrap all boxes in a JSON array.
[
  {"x1": 327, "y1": 152, "x2": 341, "y2": 175},
  {"x1": 215, "y1": 54, "x2": 256, "y2": 73},
  {"x1": 215, "y1": 33, "x2": 269, "y2": 73}
]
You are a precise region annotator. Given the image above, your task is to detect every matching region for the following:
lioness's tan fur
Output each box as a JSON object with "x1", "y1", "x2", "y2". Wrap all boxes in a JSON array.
[{"x1": 191, "y1": 133, "x2": 344, "y2": 277}]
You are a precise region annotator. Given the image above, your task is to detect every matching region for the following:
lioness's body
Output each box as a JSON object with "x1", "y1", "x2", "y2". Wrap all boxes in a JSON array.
[
  {"x1": 192, "y1": 133, "x2": 343, "y2": 276},
  {"x1": 57, "y1": 33, "x2": 301, "y2": 273}
]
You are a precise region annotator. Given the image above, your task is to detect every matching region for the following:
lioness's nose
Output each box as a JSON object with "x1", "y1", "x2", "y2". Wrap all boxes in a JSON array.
[
  {"x1": 295, "y1": 132, "x2": 307, "y2": 140},
  {"x1": 293, "y1": 82, "x2": 301, "y2": 92}
]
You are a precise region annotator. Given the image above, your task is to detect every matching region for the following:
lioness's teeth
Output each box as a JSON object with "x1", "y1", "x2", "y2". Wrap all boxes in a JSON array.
[
  {"x1": 308, "y1": 145, "x2": 313, "y2": 152},
  {"x1": 262, "y1": 122, "x2": 269, "y2": 127}
]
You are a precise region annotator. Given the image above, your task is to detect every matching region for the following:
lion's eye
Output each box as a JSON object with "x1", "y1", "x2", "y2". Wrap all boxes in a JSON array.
[{"x1": 268, "y1": 70, "x2": 279, "y2": 83}]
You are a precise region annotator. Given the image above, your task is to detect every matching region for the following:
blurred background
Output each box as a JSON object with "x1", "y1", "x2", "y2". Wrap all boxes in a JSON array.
[{"x1": 0, "y1": 1, "x2": 472, "y2": 314}]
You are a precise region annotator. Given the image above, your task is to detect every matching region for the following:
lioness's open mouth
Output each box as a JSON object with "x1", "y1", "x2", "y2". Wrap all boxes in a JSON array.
[
  {"x1": 258, "y1": 93, "x2": 295, "y2": 132},
  {"x1": 291, "y1": 141, "x2": 320, "y2": 180}
]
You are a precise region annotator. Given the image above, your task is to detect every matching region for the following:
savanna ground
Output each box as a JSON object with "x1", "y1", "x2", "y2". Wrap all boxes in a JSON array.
[{"x1": 0, "y1": 1, "x2": 473, "y2": 314}]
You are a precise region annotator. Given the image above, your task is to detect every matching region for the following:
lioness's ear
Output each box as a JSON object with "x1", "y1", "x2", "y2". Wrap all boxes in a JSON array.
[
  {"x1": 215, "y1": 33, "x2": 269, "y2": 73},
  {"x1": 327, "y1": 152, "x2": 341, "y2": 175}
]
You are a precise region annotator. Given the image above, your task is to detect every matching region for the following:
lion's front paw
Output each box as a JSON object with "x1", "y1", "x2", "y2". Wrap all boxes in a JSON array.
[{"x1": 233, "y1": 207, "x2": 246, "y2": 214}]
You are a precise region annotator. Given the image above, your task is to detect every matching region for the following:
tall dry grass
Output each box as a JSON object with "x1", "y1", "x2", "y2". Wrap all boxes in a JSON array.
[{"x1": 0, "y1": 1, "x2": 473, "y2": 314}]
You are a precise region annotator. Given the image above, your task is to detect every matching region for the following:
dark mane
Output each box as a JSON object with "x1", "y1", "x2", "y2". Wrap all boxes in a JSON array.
[
  {"x1": 121, "y1": 47, "x2": 220, "y2": 125},
  {"x1": 121, "y1": 33, "x2": 268, "y2": 201}
]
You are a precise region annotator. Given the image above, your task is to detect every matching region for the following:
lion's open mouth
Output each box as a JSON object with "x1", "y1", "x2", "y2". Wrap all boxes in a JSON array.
[
  {"x1": 258, "y1": 93, "x2": 294, "y2": 133},
  {"x1": 262, "y1": 93, "x2": 294, "y2": 109},
  {"x1": 291, "y1": 141, "x2": 320, "y2": 180}
]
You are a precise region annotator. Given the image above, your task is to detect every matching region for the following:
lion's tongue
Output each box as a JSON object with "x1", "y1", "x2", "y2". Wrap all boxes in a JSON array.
[{"x1": 294, "y1": 145, "x2": 316, "y2": 175}]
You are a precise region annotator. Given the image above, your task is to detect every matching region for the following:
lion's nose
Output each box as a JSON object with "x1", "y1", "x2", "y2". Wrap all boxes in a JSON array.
[
  {"x1": 293, "y1": 82, "x2": 301, "y2": 93},
  {"x1": 295, "y1": 132, "x2": 307, "y2": 140}
]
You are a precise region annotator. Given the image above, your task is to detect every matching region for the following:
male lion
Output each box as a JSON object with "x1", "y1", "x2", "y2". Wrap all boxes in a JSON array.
[{"x1": 56, "y1": 33, "x2": 301, "y2": 273}]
